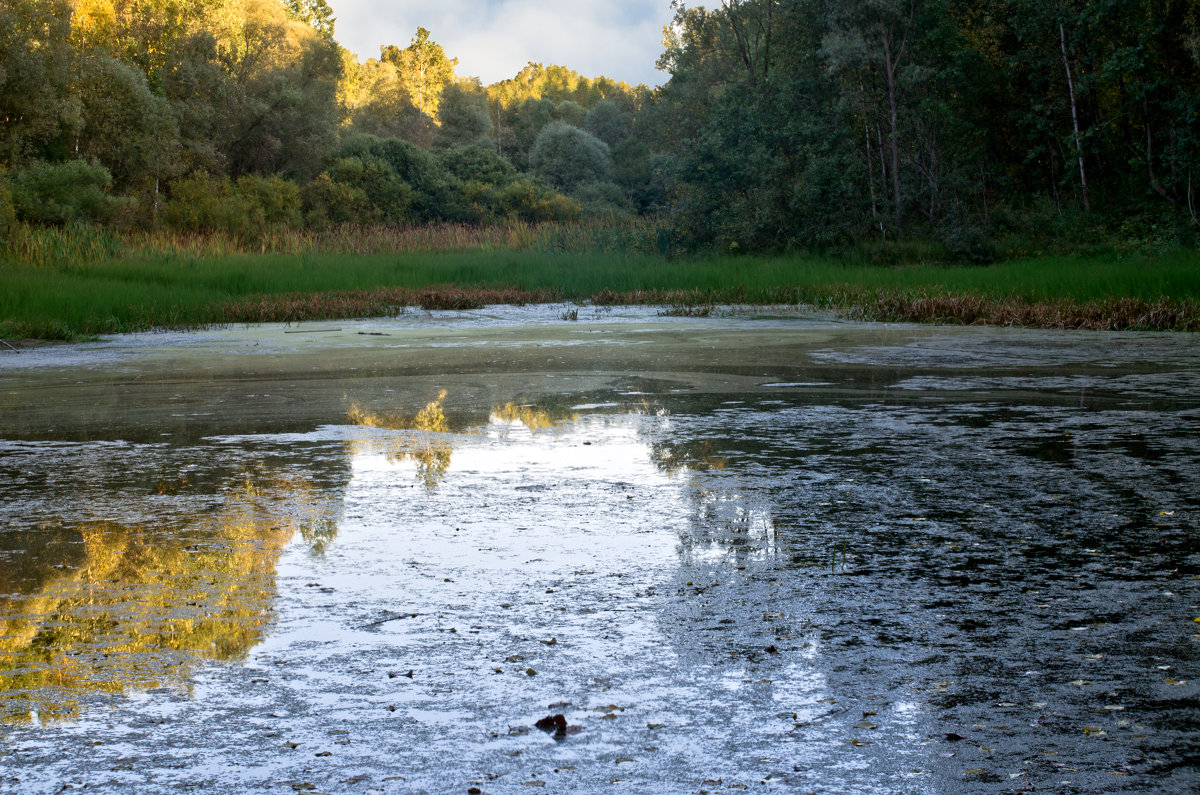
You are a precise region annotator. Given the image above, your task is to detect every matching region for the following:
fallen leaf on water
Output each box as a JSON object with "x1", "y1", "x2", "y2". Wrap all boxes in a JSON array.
[
  {"x1": 647, "y1": 723, "x2": 663, "y2": 729},
  {"x1": 1165, "y1": 678, "x2": 1188, "y2": 685},
  {"x1": 542, "y1": 637, "x2": 557, "y2": 646},
  {"x1": 314, "y1": 751, "x2": 332, "y2": 757},
  {"x1": 1070, "y1": 680, "x2": 1090, "y2": 686},
  {"x1": 525, "y1": 668, "x2": 537, "y2": 676},
  {"x1": 1082, "y1": 726, "x2": 1107, "y2": 737},
  {"x1": 615, "y1": 757, "x2": 635, "y2": 764},
  {"x1": 521, "y1": 781, "x2": 546, "y2": 787},
  {"x1": 964, "y1": 769, "x2": 987, "y2": 775},
  {"x1": 848, "y1": 738, "x2": 871, "y2": 746},
  {"x1": 535, "y1": 714, "x2": 567, "y2": 735},
  {"x1": 854, "y1": 721, "x2": 878, "y2": 730}
]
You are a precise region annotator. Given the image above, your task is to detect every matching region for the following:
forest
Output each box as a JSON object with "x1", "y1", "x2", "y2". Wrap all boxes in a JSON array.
[{"x1": 1, "y1": 0, "x2": 1198, "y2": 257}]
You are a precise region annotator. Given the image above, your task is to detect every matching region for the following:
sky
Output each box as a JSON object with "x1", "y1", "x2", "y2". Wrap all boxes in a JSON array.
[{"x1": 326, "y1": 0, "x2": 678, "y2": 87}]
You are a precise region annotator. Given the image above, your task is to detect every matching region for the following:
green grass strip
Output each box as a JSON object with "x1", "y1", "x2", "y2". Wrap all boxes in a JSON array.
[{"x1": 2, "y1": 249, "x2": 1198, "y2": 339}]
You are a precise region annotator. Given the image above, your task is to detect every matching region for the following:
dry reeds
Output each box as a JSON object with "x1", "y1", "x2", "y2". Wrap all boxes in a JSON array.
[
  {"x1": 0, "y1": 218, "x2": 666, "y2": 267},
  {"x1": 829, "y1": 288, "x2": 1200, "y2": 332}
]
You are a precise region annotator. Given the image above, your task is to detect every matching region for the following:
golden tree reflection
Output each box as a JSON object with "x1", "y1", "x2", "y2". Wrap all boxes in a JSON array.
[
  {"x1": 345, "y1": 392, "x2": 581, "y2": 488},
  {"x1": 0, "y1": 472, "x2": 336, "y2": 724},
  {"x1": 491, "y1": 402, "x2": 577, "y2": 431},
  {"x1": 347, "y1": 390, "x2": 455, "y2": 488}
]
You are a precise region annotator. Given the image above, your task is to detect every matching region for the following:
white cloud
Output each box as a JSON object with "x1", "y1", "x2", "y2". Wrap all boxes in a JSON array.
[{"x1": 327, "y1": 0, "x2": 674, "y2": 86}]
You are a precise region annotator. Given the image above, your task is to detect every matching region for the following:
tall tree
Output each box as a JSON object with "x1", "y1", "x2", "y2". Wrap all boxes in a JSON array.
[{"x1": 380, "y1": 27, "x2": 457, "y2": 120}]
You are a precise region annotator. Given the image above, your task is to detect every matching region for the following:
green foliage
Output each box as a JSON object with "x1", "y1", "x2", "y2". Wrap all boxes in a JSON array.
[
  {"x1": 379, "y1": 27, "x2": 458, "y2": 119},
  {"x1": 436, "y1": 146, "x2": 517, "y2": 184},
  {"x1": 300, "y1": 172, "x2": 370, "y2": 226},
  {"x1": 512, "y1": 98, "x2": 557, "y2": 163},
  {"x1": 488, "y1": 179, "x2": 581, "y2": 222},
  {"x1": 0, "y1": 0, "x2": 75, "y2": 166},
  {"x1": 435, "y1": 83, "x2": 494, "y2": 149},
  {"x1": 321, "y1": 155, "x2": 413, "y2": 225},
  {"x1": 162, "y1": 172, "x2": 302, "y2": 239},
  {"x1": 529, "y1": 122, "x2": 612, "y2": 194},
  {"x1": 11, "y1": 160, "x2": 124, "y2": 225},
  {"x1": 339, "y1": 135, "x2": 465, "y2": 222},
  {"x1": 0, "y1": 171, "x2": 14, "y2": 236},
  {"x1": 572, "y1": 181, "x2": 629, "y2": 217},
  {"x1": 554, "y1": 101, "x2": 587, "y2": 127},
  {"x1": 584, "y1": 100, "x2": 631, "y2": 147},
  {"x1": 75, "y1": 54, "x2": 180, "y2": 189},
  {"x1": 284, "y1": 0, "x2": 337, "y2": 38}
]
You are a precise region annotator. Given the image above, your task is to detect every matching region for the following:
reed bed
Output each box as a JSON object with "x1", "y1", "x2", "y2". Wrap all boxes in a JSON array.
[
  {"x1": 1, "y1": 226, "x2": 1197, "y2": 338},
  {"x1": 821, "y1": 289, "x2": 1200, "y2": 332},
  {"x1": 0, "y1": 218, "x2": 666, "y2": 269}
]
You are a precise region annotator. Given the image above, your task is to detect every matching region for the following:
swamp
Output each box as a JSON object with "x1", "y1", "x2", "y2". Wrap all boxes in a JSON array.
[{"x1": 0, "y1": 307, "x2": 1198, "y2": 793}]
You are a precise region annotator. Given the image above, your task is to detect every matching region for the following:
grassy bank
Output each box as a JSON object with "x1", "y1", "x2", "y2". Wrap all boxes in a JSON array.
[{"x1": 2, "y1": 244, "x2": 1198, "y2": 339}]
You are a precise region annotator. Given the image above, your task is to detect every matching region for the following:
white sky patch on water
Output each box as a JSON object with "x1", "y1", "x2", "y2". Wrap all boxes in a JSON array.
[{"x1": 326, "y1": 0, "x2": 675, "y2": 86}]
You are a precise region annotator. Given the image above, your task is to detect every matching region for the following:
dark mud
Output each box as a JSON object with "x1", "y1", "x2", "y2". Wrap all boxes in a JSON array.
[{"x1": 1, "y1": 308, "x2": 1197, "y2": 793}]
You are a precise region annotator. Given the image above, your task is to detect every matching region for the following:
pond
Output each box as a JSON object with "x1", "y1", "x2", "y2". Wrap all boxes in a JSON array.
[{"x1": 1, "y1": 307, "x2": 1198, "y2": 793}]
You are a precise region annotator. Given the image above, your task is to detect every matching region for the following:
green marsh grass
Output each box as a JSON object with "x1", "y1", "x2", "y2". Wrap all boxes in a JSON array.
[{"x1": 2, "y1": 232, "x2": 1198, "y2": 338}]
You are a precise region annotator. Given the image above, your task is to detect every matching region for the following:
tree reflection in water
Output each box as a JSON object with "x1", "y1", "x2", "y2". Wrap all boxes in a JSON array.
[
  {"x1": 344, "y1": 391, "x2": 579, "y2": 488},
  {"x1": 0, "y1": 471, "x2": 337, "y2": 723}
]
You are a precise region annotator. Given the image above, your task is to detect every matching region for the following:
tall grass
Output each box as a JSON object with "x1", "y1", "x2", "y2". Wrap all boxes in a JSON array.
[
  {"x1": 2, "y1": 227, "x2": 1197, "y2": 338},
  {"x1": 0, "y1": 217, "x2": 668, "y2": 269}
]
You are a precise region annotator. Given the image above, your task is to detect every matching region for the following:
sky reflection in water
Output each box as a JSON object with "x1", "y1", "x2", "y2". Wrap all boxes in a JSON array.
[{"x1": 0, "y1": 315, "x2": 1197, "y2": 793}]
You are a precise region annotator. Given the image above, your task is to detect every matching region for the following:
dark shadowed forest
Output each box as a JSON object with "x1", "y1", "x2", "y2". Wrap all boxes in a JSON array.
[{"x1": 1, "y1": 0, "x2": 1198, "y2": 256}]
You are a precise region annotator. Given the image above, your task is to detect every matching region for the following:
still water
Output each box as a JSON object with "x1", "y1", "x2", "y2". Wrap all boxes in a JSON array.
[{"x1": 1, "y1": 307, "x2": 1197, "y2": 793}]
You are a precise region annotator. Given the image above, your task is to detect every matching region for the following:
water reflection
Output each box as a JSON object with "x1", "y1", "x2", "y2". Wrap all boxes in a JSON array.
[
  {"x1": 1, "y1": 363, "x2": 1196, "y2": 791},
  {"x1": 0, "y1": 393, "x2": 695, "y2": 725},
  {"x1": 0, "y1": 465, "x2": 341, "y2": 723},
  {"x1": 344, "y1": 392, "x2": 584, "y2": 488}
]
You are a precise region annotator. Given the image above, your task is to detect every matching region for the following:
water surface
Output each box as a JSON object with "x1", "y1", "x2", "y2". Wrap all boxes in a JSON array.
[{"x1": 1, "y1": 308, "x2": 1198, "y2": 793}]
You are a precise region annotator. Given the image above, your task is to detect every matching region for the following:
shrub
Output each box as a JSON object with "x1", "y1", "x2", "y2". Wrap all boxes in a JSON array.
[
  {"x1": 572, "y1": 181, "x2": 628, "y2": 217},
  {"x1": 11, "y1": 160, "x2": 125, "y2": 225},
  {"x1": 301, "y1": 172, "x2": 371, "y2": 226},
  {"x1": 338, "y1": 135, "x2": 466, "y2": 222},
  {"x1": 235, "y1": 175, "x2": 302, "y2": 228},
  {"x1": 163, "y1": 172, "x2": 303, "y2": 238},
  {"x1": 162, "y1": 172, "x2": 256, "y2": 236},
  {"x1": 436, "y1": 145, "x2": 517, "y2": 184},
  {"x1": 324, "y1": 156, "x2": 413, "y2": 225},
  {"x1": 491, "y1": 179, "x2": 580, "y2": 222},
  {"x1": 529, "y1": 121, "x2": 611, "y2": 194}
]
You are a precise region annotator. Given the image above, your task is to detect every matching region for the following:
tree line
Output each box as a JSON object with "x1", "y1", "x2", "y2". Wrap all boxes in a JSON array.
[{"x1": 1, "y1": 0, "x2": 1196, "y2": 255}]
